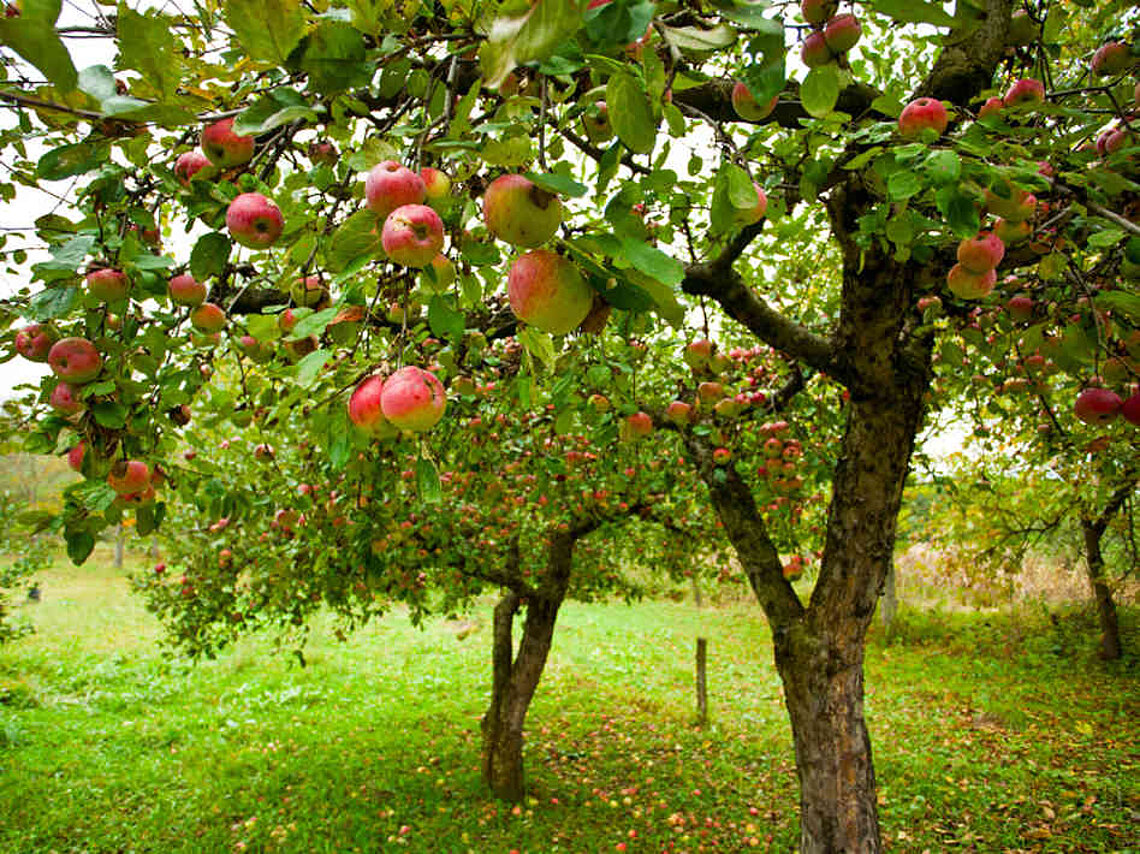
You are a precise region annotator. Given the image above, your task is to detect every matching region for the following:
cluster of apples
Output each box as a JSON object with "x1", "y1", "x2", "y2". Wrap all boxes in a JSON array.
[
  {"x1": 947, "y1": 231, "x2": 1006, "y2": 299},
  {"x1": 347, "y1": 367, "x2": 447, "y2": 438},
  {"x1": 365, "y1": 160, "x2": 450, "y2": 268},
  {"x1": 1074, "y1": 387, "x2": 1140, "y2": 429},
  {"x1": 799, "y1": 0, "x2": 861, "y2": 68},
  {"x1": 13, "y1": 324, "x2": 102, "y2": 419}
]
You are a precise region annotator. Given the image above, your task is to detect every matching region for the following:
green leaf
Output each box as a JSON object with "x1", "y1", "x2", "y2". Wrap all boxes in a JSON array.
[
  {"x1": 78, "y1": 64, "x2": 116, "y2": 101},
  {"x1": 116, "y1": 4, "x2": 181, "y2": 98},
  {"x1": 868, "y1": 0, "x2": 955, "y2": 28},
  {"x1": 887, "y1": 171, "x2": 923, "y2": 201},
  {"x1": 295, "y1": 348, "x2": 331, "y2": 386},
  {"x1": 190, "y1": 233, "x2": 231, "y2": 282},
  {"x1": 740, "y1": 58, "x2": 786, "y2": 106},
  {"x1": 327, "y1": 210, "x2": 383, "y2": 273},
  {"x1": 224, "y1": 0, "x2": 307, "y2": 65},
  {"x1": 1095, "y1": 291, "x2": 1140, "y2": 323},
  {"x1": 923, "y1": 149, "x2": 961, "y2": 185},
  {"x1": 620, "y1": 237, "x2": 683, "y2": 286},
  {"x1": 583, "y1": 0, "x2": 654, "y2": 50},
  {"x1": 935, "y1": 186, "x2": 981, "y2": 239},
  {"x1": 518, "y1": 326, "x2": 557, "y2": 371},
  {"x1": 606, "y1": 72, "x2": 657, "y2": 154},
  {"x1": 301, "y1": 21, "x2": 373, "y2": 94},
  {"x1": 28, "y1": 285, "x2": 77, "y2": 321},
  {"x1": 136, "y1": 502, "x2": 164, "y2": 537},
  {"x1": 37, "y1": 142, "x2": 108, "y2": 180},
  {"x1": 480, "y1": 0, "x2": 585, "y2": 88},
  {"x1": 246, "y1": 314, "x2": 282, "y2": 342},
  {"x1": 660, "y1": 23, "x2": 736, "y2": 54},
  {"x1": 92, "y1": 402, "x2": 128, "y2": 429},
  {"x1": 66, "y1": 530, "x2": 95, "y2": 565},
  {"x1": 800, "y1": 65, "x2": 839, "y2": 118},
  {"x1": 416, "y1": 457, "x2": 442, "y2": 503},
  {"x1": 625, "y1": 270, "x2": 685, "y2": 327},
  {"x1": 291, "y1": 307, "x2": 338, "y2": 339},
  {"x1": 524, "y1": 171, "x2": 588, "y2": 198},
  {"x1": 233, "y1": 89, "x2": 319, "y2": 135},
  {"x1": 427, "y1": 295, "x2": 465, "y2": 343},
  {"x1": 714, "y1": 0, "x2": 781, "y2": 30},
  {"x1": 0, "y1": 0, "x2": 77, "y2": 92},
  {"x1": 32, "y1": 234, "x2": 95, "y2": 282}
]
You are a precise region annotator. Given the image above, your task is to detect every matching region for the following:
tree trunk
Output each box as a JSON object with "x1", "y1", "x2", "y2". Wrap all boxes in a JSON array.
[
  {"x1": 879, "y1": 559, "x2": 897, "y2": 633},
  {"x1": 1082, "y1": 517, "x2": 1121, "y2": 660},
  {"x1": 113, "y1": 526, "x2": 124, "y2": 569},
  {"x1": 480, "y1": 532, "x2": 575, "y2": 801}
]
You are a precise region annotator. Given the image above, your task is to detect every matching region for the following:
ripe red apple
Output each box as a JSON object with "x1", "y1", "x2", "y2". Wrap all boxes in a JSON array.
[
  {"x1": 365, "y1": 160, "x2": 426, "y2": 219},
  {"x1": 48, "y1": 337, "x2": 101, "y2": 384},
  {"x1": 823, "y1": 13, "x2": 860, "y2": 53},
  {"x1": 308, "y1": 140, "x2": 338, "y2": 166},
  {"x1": 420, "y1": 166, "x2": 451, "y2": 205},
  {"x1": 15, "y1": 323, "x2": 57, "y2": 362},
  {"x1": 169, "y1": 273, "x2": 207, "y2": 307},
  {"x1": 507, "y1": 249, "x2": 594, "y2": 335},
  {"x1": 1073, "y1": 387, "x2": 1122, "y2": 425},
  {"x1": 666, "y1": 401, "x2": 694, "y2": 425},
  {"x1": 1003, "y1": 78, "x2": 1045, "y2": 108},
  {"x1": 946, "y1": 264, "x2": 996, "y2": 299},
  {"x1": 86, "y1": 268, "x2": 130, "y2": 302},
  {"x1": 108, "y1": 459, "x2": 151, "y2": 494},
  {"x1": 380, "y1": 366, "x2": 446, "y2": 432},
  {"x1": 382, "y1": 204, "x2": 445, "y2": 268},
  {"x1": 713, "y1": 447, "x2": 732, "y2": 465},
  {"x1": 190, "y1": 302, "x2": 227, "y2": 333},
  {"x1": 226, "y1": 192, "x2": 284, "y2": 249},
  {"x1": 483, "y1": 174, "x2": 563, "y2": 248},
  {"x1": 347, "y1": 374, "x2": 388, "y2": 431},
  {"x1": 290, "y1": 275, "x2": 327, "y2": 307},
  {"x1": 621, "y1": 412, "x2": 653, "y2": 441},
  {"x1": 201, "y1": 117, "x2": 254, "y2": 168},
  {"x1": 977, "y1": 97, "x2": 1003, "y2": 120},
  {"x1": 731, "y1": 83, "x2": 777, "y2": 122},
  {"x1": 1091, "y1": 42, "x2": 1131, "y2": 78},
  {"x1": 1006, "y1": 295, "x2": 1034, "y2": 322},
  {"x1": 684, "y1": 339, "x2": 713, "y2": 372},
  {"x1": 1121, "y1": 391, "x2": 1140, "y2": 426},
  {"x1": 957, "y1": 232, "x2": 1005, "y2": 273},
  {"x1": 67, "y1": 441, "x2": 86, "y2": 472},
  {"x1": 801, "y1": 31, "x2": 833, "y2": 67},
  {"x1": 174, "y1": 150, "x2": 211, "y2": 185},
  {"x1": 898, "y1": 97, "x2": 948, "y2": 138},
  {"x1": 734, "y1": 182, "x2": 768, "y2": 226},
  {"x1": 1096, "y1": 127, "x2": 1128, "y2": 157},
  {"x1": 801, "y1": 0, "x2": 838, "y2": 25},
  {"x1": 49, "y1": 381, "x2": 83, "y2": 415},
  {"x1": 581, "y1": 100, "x2": 614, "y2": 142}
]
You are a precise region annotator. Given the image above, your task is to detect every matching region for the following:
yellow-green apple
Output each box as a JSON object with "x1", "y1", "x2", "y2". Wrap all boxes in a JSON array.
[
  {"x1": 581, "y1": 100, "x2": 614, "y2": 142},
  {"x1": 483, "y1": 174, "x2": 563, "y2": 247},
  {"x1": 174, "y1": 150, "x2": 211, "y2": 185},
  {"x1": 290, "y1": 275, "x2": 328, "y2": 307},
  {"x1": 86, "y1": 268, "x2": 129, "y2": 302},
  {"x1": 957, "y1": 232, "x2": 1005, "y2": 273},
  {"x1": 1003, "y1": 78, "x2": 1045, "y2": 107},
  {"x1": 226, "y1": 192, "x2": 284, "y2": 249},
  {"x1": 946, "y1": 264, "x2": 996, "y2": 299},
  {"x1": 169, "y1": 273, "x2": 207, "y2": 307},
  {"x1": 419, "y1": 253, "x2": 455, "y2": 293},
  {"x1": 823, "y1": 13, "x2": 860, "y2": 52},
  {"x1": 108, "y1": 459, "x2": 151, "y2": 494},
  {"x1": 801, "y1": 0, "x2": 837, "y2": 25},
  {"x1": 201, "y1": 117, "x2": 254, "y2": 168},
  {"x1": 1008, "y1": 9, "x2": 1039, "y2": 45},
  {"x1": 506, "y1": 249, "x2": 593, "y2": 335},
  {"x1": 15, "y1": 323, "x2": 57, "y2": 361},
  {"x1": 1074, "y1": 387, "x2": 1122, "y2": 425},
  {"x1": 898, "y1": 97, "x2": 948, "y2": 138},
  {"x1": 420, "y1": 167, "x2": 451, "y2": 205},
  {"x1": 734, "y1": 182, "x2": 768, "y2": 226},
  {"x1": 380, "y1": 366, "x2": 446, "y2": 432},
  {"x1": 586, "y1": 393, "x2": 611, "y2": 413},
  {"x1": 386, "y1": 299, "x2": 422, "y2": 324},
  {"x1": 683, "y1": 339, "x2": 713, "y2": 372},
  {"x1": 382, "y1": 204, "x2": 445, "y2": 268},
  {"x1": 994, "y1": 218, "x2": 1032, "y2": 244},
  {"x1": 48, "y1": 337, "x2": 101, "y2": 383},
  {"x1": 620, "y1": 412, "x2": 653, "y2": 441},
  {"x1": 698, "y1": 381, "x2": 725, "y2": 403},
  {"x1": 190, "y1": 302, "x2": 227, "y2": 333},
  {"x1": 1091, "y1": 42, "x2": 1131, "y2": 78},
  {"x1": 985, "y1": 181, "x2": 1036, "y2": 221},
  {"x1": 49, "y1": 381, "x2": 83, "y2": 415},
  {"x1": 801, "y1": 31, "x2": 833, "y2": 67},
  {"x1": 731, "y1": 82, "x2": 778, "y2": 122},
  {"x1": 365, "y1": 160, "x2": 426, "y2": 219},
  {"x1": 666, "y1": 401, "x2": 694, "y2": 425}
]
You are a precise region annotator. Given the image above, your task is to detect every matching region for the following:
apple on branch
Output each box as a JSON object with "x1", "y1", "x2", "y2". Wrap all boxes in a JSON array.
[
  {"x1": 48, "y1": 337, "x2": 102, "y2": 384},
  {"x1": 226, "y1": 193, "x2": 284, "y2": 249},
  {"x1": 380, "y1": 366, "x2": 446, "y2": 432},
  {"x1": 483, "y1": 174, "x2": 563, "y2": 248},
  {"x1": 201, "y1": 117, "x2": 254, "y2": 168},
  {"x1": 506, "y1": 250, "x2": 594, "y2": 335},
  {"x1": 366, "y1": 160, "x2": 426, "y2": 220}
]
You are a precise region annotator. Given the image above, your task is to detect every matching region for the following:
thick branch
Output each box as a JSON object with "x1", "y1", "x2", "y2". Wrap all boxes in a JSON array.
[{"x1": 916, "y1": 0, "x2": 1013, "y2": 106}]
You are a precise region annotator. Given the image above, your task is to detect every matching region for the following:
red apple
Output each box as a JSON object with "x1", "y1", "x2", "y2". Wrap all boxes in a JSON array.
[
  {"x1": 1091, "y1": 42, "x2": 1131, "y2": 78},
  {"x1": 956, "y1": 232, "x2": 1005, "y2": 273},
  {"x1": 169, "y1": 273, "x2": 207, "y2": 307},
  {"x1": 382, "y1": 204, "x2": 445, "y2": 268},
  {"x1": 713, "y1": 447, "x2": 732, "y2": 465},
  {"x1": 801, "y1": 31, "x2": 833, "y2": 67},
  {"x1": 823, "y1": 13, "x2": 860, "y2": 53},
  {"x1": 67, "y1": 442, "x2": 86, "y2": 472},
  {"x1": 621, "y1": 412, "x2": 653, "y2": 441},
  {"x1": 684, "y1": 339, "x2": 713, "y2": 372},
  {"x1": 226, "y1": 192, "x2": 284, "y2": 249},
  {"x1": 506, "y1": 249, "x2": 594, "y2": 335},
  {"x1": 14, "y1": 323, "x2": 57, "y2": 362},
  {"x1": 201, "y1": 117, "x2": 254, "y2": 168},
  {"x1": 108, "y1": 459, "x2": 151, "y2": 494},
  {"x1": 380, "y1": 366, "x2": 446, "y2": 432},
  {"x1": 801, "y1": 0, "x2": 838, "y2": 25},
  {"x1": 48, "y1": 337, "x2": 102, "y2": 384},
  {"x1": 365, "y1": 160, "x2": 426, "y2": 220},
  {"x1": 49, "y1": 381, "x2": 83, "y2": 415},
  {"x1": 290, "y1": 275, "x2": 328, "y2": 307},
  {"x1": 977, "y1": 97, "x2": 1003, "y2": 120},
  {"x1": 483, "y1": 174, "x2": 563, "y2": 248},
  {"x1": 731, "y1": 83, "x2": 778, "y2": 122},
  {"x1": 666, "y1": 401, "x2": 694, "y2": 425},
  {"x1": 1096, "y1": 127, "x2": 1128, "y2": 157},
  {"x1": 1073, "y1": 387, "x2": 1122, "y2": 425},
  {"x1": 86, "y1": 268, "x2": 130, "y2": 302},
  {"x1": 308, "y1": 140, "x2": 338, "y2": 166},
  {"x1": 174, "y1": 150, "x2": 211, "y2": 185},
  {"x1": 1003, "y1": 78, "x2": 1045, "y2": 108},
  {"x1": 190, "y1": 302, "x2": 227, "y2": 333},
  {"x1": 1006, "y1": 295, "x2": 1034, "y2": 322},
  {"x1": 898, "y1": 97, "x2": 948, "y2": 138},
  {"x1": 1121, "y1": 392, "x2": 1140, "y2": 426},
  {"x1": 946, "y1": 264, "x2": 996, "y2": 299}
]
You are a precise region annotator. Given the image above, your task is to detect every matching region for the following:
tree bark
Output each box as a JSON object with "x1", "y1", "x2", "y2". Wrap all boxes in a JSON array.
[
  {"x1": 1082, "y1": 519, "x2": 1121, "y2": 660},
  {"x1": 879, "y1": 559, "x2": 897, "y2": 633}
]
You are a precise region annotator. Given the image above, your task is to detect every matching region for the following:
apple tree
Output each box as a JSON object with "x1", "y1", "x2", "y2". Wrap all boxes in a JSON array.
[{"x1": 3, "y1": 0, "x2": 1140, "y2": 850}]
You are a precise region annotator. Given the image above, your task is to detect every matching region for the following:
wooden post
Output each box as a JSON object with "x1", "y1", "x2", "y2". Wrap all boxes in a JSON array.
[{"x1": 696, "y1": 637, "x2": 708, "y2": 725}]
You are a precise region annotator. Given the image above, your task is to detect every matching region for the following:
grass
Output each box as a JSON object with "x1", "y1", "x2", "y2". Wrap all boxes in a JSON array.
[{"x1": 1, "y1": 546, "x2": 1138, "y2": 853}]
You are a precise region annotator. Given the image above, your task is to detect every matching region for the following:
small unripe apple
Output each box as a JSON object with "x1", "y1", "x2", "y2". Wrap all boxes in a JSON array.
[
  {"x1": 108, "y1": 459, "x2": 151, "y2": 494},
  {"x1": 380, "y1": 366, "x2": 446, "y2": 432},
  {"x1": 201, "y1": 117, "x2": 254, "y2": 168},
  {"x1": 15, "y1": 323, "x2": 57, "y2": 362},
  {"x1": 290, "y1": 275, "x2": 327, "y2": 307},
  {"x1": 506, "y1": 249, "x2": 594, "y2": 335},
  {"x1": 382, "y1": 204, "x2": 445, "y2": 268},
  {"x1": 994, "y1": 218, "x2": 1032, "y2": 244},
  {"x1": 420, "y1": 254, "x2": 456, "y2": 294},
  {"x1": 1091, "y1": 42, "x2": 1131, "y2": 78},
  {"x1": 50, "y1": 381, "x2": 83, "y2": 415},
  {"x1": 86, "y1": 268, "x2": 129, "y2": 302},
  {"x1": 823, "y1": 13, "x2": 861, "y2": 53},
  {"x1": 946, "y1": 264, "x2": 996, "y2": 299},
  {"x1": 898, "y1": 97, "x2": 948, "y2": 139},
  {"x1": 365, "y1": 161, "x2": 426, "y2": 220},
  {"x1": 169, "y1": 273, "x2": 207, "y2": 307},
  {"x1": 48, "y1": 337, "x2": 102, "y2": 384},
  {"x1": 581, "y1": 100, "x2": 614, "y2": 143},
  {"x1": 483, "y1": 174, "x2": 563, "y2": 248},
  {"x1": 801, "y1": 0, "x2": 838, "y2": 25},
  {"x1": 174, "y1": 150, "x2": 211, "y2": 185},
  {"x1": 1073, "y1": 387, "x2": 1122, "y2": 425},
  {"x1": 308, "y1": 140, "x2": 338, "y2": 166},
  {"x1": 956, "y1": 232, "x2": 1005, "y2": 273},
  {"x1": 226, "y1": 192, "x2": 284, "y2": 249},
  {"x1": 190, "y1": 302, "x2": 227, "y2": 333},
  {"x1": 801, "y1": 31, "x2": 833, "y2": 67},
  {"x1": 731, "y1": 83, "x2": 778, "y2": 122},
  {"x1": 1003, "y1": 78, "x2": 1045, "y2": 108}
]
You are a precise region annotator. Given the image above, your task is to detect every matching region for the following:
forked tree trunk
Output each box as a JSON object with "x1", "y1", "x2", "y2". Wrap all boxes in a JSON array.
[{"x1": 480, "y1": 532, "x2": 574, "y2": 801}]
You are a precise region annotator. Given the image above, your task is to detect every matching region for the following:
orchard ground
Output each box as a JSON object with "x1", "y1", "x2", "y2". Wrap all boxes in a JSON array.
[{"x1": 1, "y1": 546, "x2": 1137, "y2": 853}]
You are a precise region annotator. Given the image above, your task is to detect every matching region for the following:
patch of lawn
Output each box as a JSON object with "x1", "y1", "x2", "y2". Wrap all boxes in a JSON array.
[{"x1": 1, "y1": 551, "x2": 1137, "y2": 852}]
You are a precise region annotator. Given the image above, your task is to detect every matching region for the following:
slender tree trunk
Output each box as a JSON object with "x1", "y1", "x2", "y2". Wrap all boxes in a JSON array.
[
  {"x1": 880, "y1": 559, "x2": 897, "y2": 633},
  {"x1": 1082, "y1": 517, "x2": 1122, "y2": 660},
  {"x1": 113, "y1": 525, "x2": 124, "y2": 569}
]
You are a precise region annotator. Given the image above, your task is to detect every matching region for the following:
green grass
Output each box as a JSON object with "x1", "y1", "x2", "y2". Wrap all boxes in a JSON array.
[{"x1": 1, "y1": 548, "x2": 1138, "y2": 853}]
